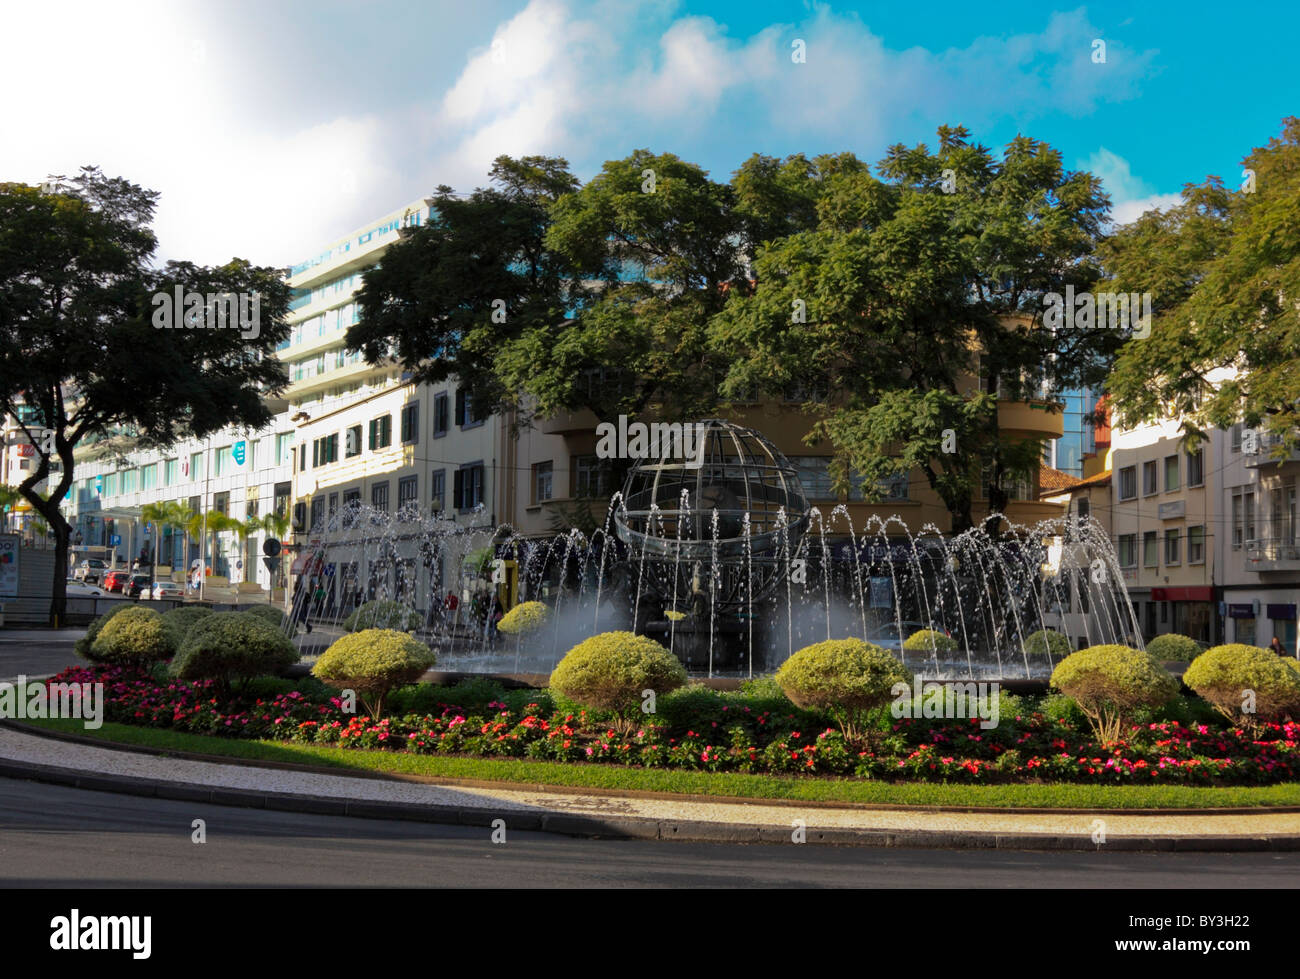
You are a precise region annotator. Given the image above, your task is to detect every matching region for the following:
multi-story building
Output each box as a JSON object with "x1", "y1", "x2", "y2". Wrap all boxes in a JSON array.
[{"x1": 1217, "y1": 423, "x2": 1300, "y2": 650}]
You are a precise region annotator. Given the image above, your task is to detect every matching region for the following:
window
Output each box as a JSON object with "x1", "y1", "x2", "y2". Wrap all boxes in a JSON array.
[
  {"x1": 345, "y1": 425, "x2": 362, "y2": 458},
  {"x1": 310, "y1": 496, "x2": 323, "y2": 530},
  {"x1": 371, "y1": 481, "x2": 389, "y2": 512},
  {"x1": 454, "y1": 463, "x2": 485, "y2": 510},
  {"x1": 433, "y1": 393, "x2": 448, "y2": 437},
  {"x1": 1117, "y1": 534, "x2": 1138, "y2": 568},
  {"x1": 1189, "y1": 525, "x2": 1205, "y2": 564},
  {"x1": 533, "y1": 461, "x2": 553, "y2": 503},
  {"x1": 1187, "y1": 449, "x2": 1204, "y2": 487},
  {"x1": 312, "y1": 433, "x2": 338, "y2": 466},
  {"x1": 1077, "y1": 497, "x2": 1091, "y2": 522},
  {"x1": 328, "y1": 492, "x2": 338, "y2": 519},
  {"x1": 1118, "y1": 466, "x2": 1137, "y2": 501},
  {"x1": 573, "y1": 456, "x2": 611, "y2": 499},
  {"x1": 190, "y1": 452, "x2": 203, "y2": 481},
  {"x1": 215, "y1": 445, "x2": 234, "y2": 476},
  {"x1": 341, "y1": 488, "x2": 361, "y2": 528},
  {"x1": 793, "y1": 456, "x2": 834, "y2": 500},
  {"x1": 140, "y1": 464, "x2": 157, "y2": 490},
  {"x1": 273, "y1": 482, "x2": 291, "y2": 517},
  {"x1": 400, "y1": 402, "x2": 419, "y2": 444},
  {"x1": 1231, "y1": 423, "x2": 1242, "y2": 452},
  {"x1": 368, "y1": 414, "x2": 392, "y2": 450},
  {"x1": 874, "y1": 472, "x2": 910, "y2": 502},
  {"x1": 299, "y1": 444, "x2": 306, "y2": 472},
  {"x1": 398, "y1": 475, "x2": 418, "y2": 510},
  {"x1": 249, "y1": 440, "x2": 260, "y2": 470},
  {"x1": 430, "y1": 470, "x2": 446, "y2": 512},
  {"x1": 1165, "y1": 528, "x2": 1180, "y2": 565},
  {"x1": 274, "y1": 433, "x2": 294, "y2": 465},
  {"x1": 1245, "y1": 491, "x2": 1256, "y2": 542},
  {"x1": 1143, "y1": 460, "x2": 1158, "y2": 496},
  {"x1": 1164, "y1": 454, "x2": 1179, "y2": 492},
  {"x1": 1161, "y1": 601, "x2": 1170, "y2": 625},
  {"x1": 163, "y1": 460, "x2": 178, "y2": 486},
  {"x1": 1232, "y1": 491, "x2": 1243, "y2": 549},
  {"x1": 121, "y1": 469, "x2": 138, "y2": 493},
  {"x1": 1143, "y1": 530, "x2": 1159, "y2": 567},
  {"x1": 455, "y1": 388, "x2": 482, "y2": 428},
  {"x1": 213, "y1": 491, "x2": 229, "y2": 515}
]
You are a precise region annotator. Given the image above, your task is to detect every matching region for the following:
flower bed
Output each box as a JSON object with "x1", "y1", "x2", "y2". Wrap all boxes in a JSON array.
[{"x1": 44, "y1": 664, "x2": 1300, "y2": 786}]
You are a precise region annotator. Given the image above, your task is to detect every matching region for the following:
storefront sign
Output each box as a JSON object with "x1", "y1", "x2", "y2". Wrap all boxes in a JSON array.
[
  {"x1": 1228, "y1": 603, "x2": 1255, "y2": 619},
  {"x1": 1266, "y1": 604, "x2": 1297, "y2": 620}
]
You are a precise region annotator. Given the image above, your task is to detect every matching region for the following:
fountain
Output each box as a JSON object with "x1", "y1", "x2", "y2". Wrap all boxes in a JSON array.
[{"x1": 281, "y1": 420, "x2": 1142, "y2": 682}]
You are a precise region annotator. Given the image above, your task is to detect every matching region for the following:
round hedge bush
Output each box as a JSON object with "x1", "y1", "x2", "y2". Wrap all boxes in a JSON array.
[
  {"x1": 312, "y1": 629, "x2": 436, "y2": 718},
  {"x1": 1050, "y1": 644, "x2": 1178, "y2": 743},
  {"x1": 1022, "y1": 629, "x2": 1071, "y2": 658},
  {"x1": 75, "y1": 603, "x2": 136, "y2": 660},
  {"x1": 1144, "y1": 633, "x2": 1202, "y2": 662},
  {"x1": 775, "y1": 638, "x2": 912, "y2": 744},
  {"x1": 1182, "y1": 643, "x2": 1300, "y2": 728},
  {"x1": 89, "y1": 605, "x2": 176, "y2": 666},
  {"x1": 171, "y1": 611, "x2": 299, "y2": 691},
  {"x1": 342, "y1": 599, "x2": 421, "y2": 633},
  {"x1": 243, "y1": 604, "x2": 288, "y2": 629},
  {"x1": 160, "y1": 606, "x2": 214, "y2": 648},
  {"x1": 548, "y1": 631, "x2": 687, "y2": 727},
  {"x1": 496, "y1": 601, "x2": 549, "y2": 636},
  {"x1": 902, "y1": 629, "x2": 958, "y2": 654}
]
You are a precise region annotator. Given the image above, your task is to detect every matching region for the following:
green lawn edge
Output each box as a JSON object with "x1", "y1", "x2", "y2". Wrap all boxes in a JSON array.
[{"x1": 22, "y1": 717, "x2": 1300, "y2": 810}]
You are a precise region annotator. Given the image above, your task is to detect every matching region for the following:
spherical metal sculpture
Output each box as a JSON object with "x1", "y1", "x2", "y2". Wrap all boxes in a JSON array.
[{"x1": 613, "y1": 419, "x2": 809, "y2": 613}]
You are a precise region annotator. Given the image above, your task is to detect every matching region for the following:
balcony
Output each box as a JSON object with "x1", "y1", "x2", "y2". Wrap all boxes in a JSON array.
[
  {"x1": 1244, "y1": 432, "x2": 1300, "y2": 468},
  {"x1": 538, "y1": 408, "x2": 601, "y2": 435},
  {"x1": 1245, "y1": 537, "x2": 1300, "y2": 572},
  {"x1": 997, "y1": 399, "x2": 1065, "y2": 439}
]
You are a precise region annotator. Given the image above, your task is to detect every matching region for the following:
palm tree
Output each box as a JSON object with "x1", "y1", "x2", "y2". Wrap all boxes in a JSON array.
[
  {"x1": 257, "y1": 512, "x2": 291, "y2": 591},
  {"x1": 185, "y1": 509, "x2": 238, "y2": 588},
  {"x1": 141, "y1": 500, "x2": 191, "y2": 590}
]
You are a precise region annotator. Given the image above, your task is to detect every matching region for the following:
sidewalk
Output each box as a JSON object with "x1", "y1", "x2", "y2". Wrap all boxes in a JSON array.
[{"x1": 2, "y1": 725, "x2": 1298, "y2": 849}]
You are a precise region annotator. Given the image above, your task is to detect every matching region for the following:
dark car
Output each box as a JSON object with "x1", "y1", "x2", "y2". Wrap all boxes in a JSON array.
[
  {"x1": 102, "y1": 569, "x2": 132, "y2": 593},
  {"x1": 125, "y1": 574, "x2": 152, "y2": 598}
]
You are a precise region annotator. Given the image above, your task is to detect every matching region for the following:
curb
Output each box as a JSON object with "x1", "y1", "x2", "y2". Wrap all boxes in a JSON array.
[{"x1": 1, "y1": 753, "x2": 1298, "y2": 851}]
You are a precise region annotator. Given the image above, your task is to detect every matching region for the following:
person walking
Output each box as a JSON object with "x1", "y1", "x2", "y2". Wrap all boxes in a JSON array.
[
  {"x1": 292, "y1": 577, "x2": 312, "y2": 634},
  {"x1": 1269, "y1": 636, "x2": 1290, "y2": 657}
]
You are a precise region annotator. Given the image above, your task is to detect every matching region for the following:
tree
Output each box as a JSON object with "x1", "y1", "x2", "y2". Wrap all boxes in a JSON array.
[
  {"x1": 0, "y1": 485, "x2": 19, "y2": 533},
  {"x1": 710, "y1": 126, "x2": 1122, "y2": 533},
  {"x1": 1103, "y1": 117, "x2": 1300, "y2": 450},
  {"x1": 0, "y1": 168, "x2": 291, "y2": 623},
  {"x1": 347, "y1": 156, "x2": 580, "y2": 421},
  {"x1": 185, "y1": 509, "x2": 238, "y2": 584}
]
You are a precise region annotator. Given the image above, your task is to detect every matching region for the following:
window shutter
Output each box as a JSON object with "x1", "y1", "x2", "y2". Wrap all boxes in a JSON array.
[
  {"x1": 453, "y1": 469, "x2": 464, "y2": 509},
  {"x1": 455, "y1": 389, "x2": 465, "y2": 426}
]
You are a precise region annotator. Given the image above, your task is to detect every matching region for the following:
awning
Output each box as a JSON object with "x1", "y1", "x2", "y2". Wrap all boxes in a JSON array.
[
  {"x1": 290, "y1": 552, "x2": 325, "y2": 576},
  {"x1": 1150, "y1": 586, "x2": 1213, "y2": 602},
  {"x1": 1267, "y1": 604, "x2": 1297, "y2": 620}
]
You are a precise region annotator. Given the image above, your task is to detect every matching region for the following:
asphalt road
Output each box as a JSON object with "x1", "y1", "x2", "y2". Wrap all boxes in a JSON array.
[
  {"x1": 1, "y1": 779, "x2": 1297, "y2": 887},
  {"x1": 0, "y1": 629, "x2": 85, "y2": 680}
]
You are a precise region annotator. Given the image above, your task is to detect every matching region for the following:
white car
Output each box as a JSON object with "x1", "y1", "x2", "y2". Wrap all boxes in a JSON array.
[
  {"x1": 151, "y1": 580, "x2": 186, "y2": 600},
  {"x1": 65, "y1": 579, "x2": 107, "y2": 598}
]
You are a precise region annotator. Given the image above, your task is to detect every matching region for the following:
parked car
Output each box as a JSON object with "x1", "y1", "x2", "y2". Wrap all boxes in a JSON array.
[
  {"x1": 151, "y1": 580, "x2": 186, "y2": 600},
  {"x1": 72, "y1": 558, "x2": 108, "y2": 584},
  {"x1": 125, "y1": 574, "x2": 152, "y2": 598},
  {"x1": 102, "y1": 569, "x2": 132, "y2": 593},
  {"x1": 65, "y1": 579, "x2": 107, "y2": 598}
]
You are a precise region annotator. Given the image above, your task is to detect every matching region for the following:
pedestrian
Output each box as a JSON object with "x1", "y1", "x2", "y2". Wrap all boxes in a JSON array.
[
  {"x1": 1269, "y1": 636, "x2": 1289, "y2": 657},
  {"x1": 293, "y1": 578, "x2": 312, "y2": 634}
]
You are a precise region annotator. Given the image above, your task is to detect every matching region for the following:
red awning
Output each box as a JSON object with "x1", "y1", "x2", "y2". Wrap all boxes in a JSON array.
[{"x1": 1151, "y1": 586, "x2": 1213, "y2": 602}]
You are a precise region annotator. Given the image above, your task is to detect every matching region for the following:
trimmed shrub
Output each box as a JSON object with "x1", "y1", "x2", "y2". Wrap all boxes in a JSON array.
[
  {"x1": 171, "y1": 612, "x2": 299, "y2": 691},
  {"x1": 1022, "y1": 629, "x2": 1071, "y2": 659},
  {"x1": 1182, "y1": 644, "x2": 1300, "y2": 729},
  {"x1": 549, "y1": 631, "x2": 687, "y2": 731},
  {"x1": 75, "y1": 603, "x2": 136, "y2": 660},
  {"x1": 775, "y1": 638, "x2": 912, "y2": 745},
  {"x1": 902, "y1": 629, "x2": 958, "y2": 654},
  {"x1": 342, "y1": 599, "x2": 421, "y2": 633},
  {"x1": 160, "y1": 606, "x2": 214, "y2": 648},
  {"x1": 313, "y1": 629, "x2": 436, "y2": 718},
  {"x1": 89, "y1": 606, "x2": 176, "y2": 666},
  {"x1": 1144, "y1": 633, "x2": 1202, "y2": 663},
  {"x1": 1050, "y1": 644, "x2": 1178, "y2": 744},
  {"x1": 243, "y1": 604, "x2": 288, "y2": 629},
  {"x1": 496, "y1": 601, "x2": 549, "y2": 636}
]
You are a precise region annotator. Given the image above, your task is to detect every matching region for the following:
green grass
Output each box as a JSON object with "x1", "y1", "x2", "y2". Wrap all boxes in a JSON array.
[{"x1": 22, "y1": 717, "x2": 1300, "y2": 810}]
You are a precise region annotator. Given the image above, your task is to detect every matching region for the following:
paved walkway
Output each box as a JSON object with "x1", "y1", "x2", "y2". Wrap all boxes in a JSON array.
[{"x1": 1, "y1": 725, "x2": 1298, "y2": 849}]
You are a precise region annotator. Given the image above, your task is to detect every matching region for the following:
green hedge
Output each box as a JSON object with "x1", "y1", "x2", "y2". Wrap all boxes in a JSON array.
[
  {"x1": 160, "y1": 606, "x2": 214, "y2": 648},
  {"x1": 243, "y1": 604, "x2": 288, "y2": 629},
  {"x1": 313, "y1": 629, "x2": 436, "y2": 718},
  {"x1": 902, "y1": 629, "x2": 958, "y2": 654},
  {"x1": 549, "y1": 631, "x2": 687, "y2": 727},
  {"x1": 1023, "y1": 629, "x2": 1072, "y2": 658},
  {"x1": 342, "y1": 599, "x2": 421, "y2": 633},
  {"x1": 1145, "y1": 633, "x2": 1203, "y2": 662},
  {"x1": 89, "y1": 606, "x2": 176, "y2": 666},
  {"x1": 75, "y1": 603, "x2": 136, "y2": 660},
  {"x1": 171, "y1": 611, "x2": 299, "y2": 691},
  {"x1": 1050, "y1": 644, "x2": 1178, "y2": 743},
  {"x1": 1182, "y1": 644, "x2": 1300, "y2": 728},
  {"x1": 775, "y1": 638, "x2": 911, "y2": 745}
]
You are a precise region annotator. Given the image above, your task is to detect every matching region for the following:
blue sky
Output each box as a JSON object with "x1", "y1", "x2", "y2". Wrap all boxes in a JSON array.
[{"x1": 3, "y1": 0, "x2": 1296, "y2": 266}]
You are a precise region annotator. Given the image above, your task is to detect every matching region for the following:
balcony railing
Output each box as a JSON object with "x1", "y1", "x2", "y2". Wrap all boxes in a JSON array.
[
  {"x1": 1244, "y1": 432, "x2": 1300, "y2": 468},
  {"x1": 1245, "y1": 537, "x2": 1300, "y2": 571}
]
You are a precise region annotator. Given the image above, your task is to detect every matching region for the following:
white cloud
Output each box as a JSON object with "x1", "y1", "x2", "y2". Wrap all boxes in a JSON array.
[
  {"x1": 1084, "y1": 148, "x2": 1181, "y2": 225},
  {"x1": 1110, "y1": 192, "x2": 1183, "y2": 226}
]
